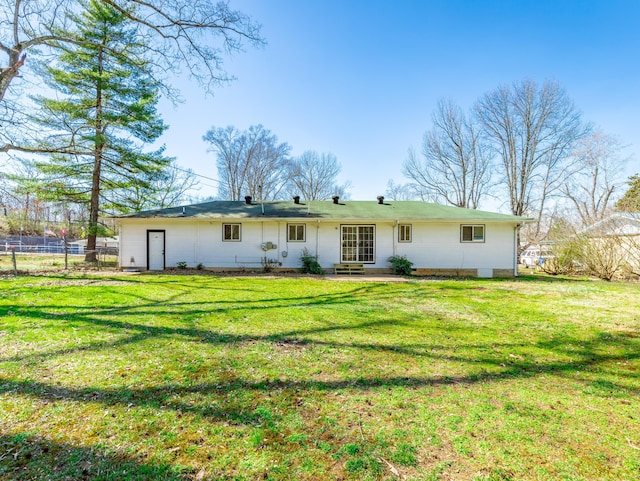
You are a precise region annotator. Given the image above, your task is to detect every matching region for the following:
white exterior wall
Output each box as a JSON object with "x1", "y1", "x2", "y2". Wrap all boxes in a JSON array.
[
  {"x1": 396, "y1": 222, "x2": 516, "y2": 270},
  {"x1": 119, "y1": 219, "x2": 149, "y2": 269},
  {"x1": 118, "y1": 218, "x2": 517, "y2": 273}
]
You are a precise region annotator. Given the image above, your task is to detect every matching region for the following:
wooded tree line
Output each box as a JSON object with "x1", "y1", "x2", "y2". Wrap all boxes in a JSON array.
[{"x1": 396, "y1": 79, "x2": 638, "y2": 246}]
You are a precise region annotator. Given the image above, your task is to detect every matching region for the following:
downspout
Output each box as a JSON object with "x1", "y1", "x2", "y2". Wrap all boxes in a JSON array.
[
  {"x1": 316, "y1": 219, "x2": 320, "y2": 260},
  {"x1": 394, "y1": 219, "x2": 399, "y2": 257},
  {"x1": 277, "y1": 221, "x2": 281, "y2": 264},
  {"x1": 195, "y1": 221, "x2": 199, "y2": 266},
  {"x1": 117, "y1": 220, "x2": 123, "y2": 269},
  {"x1": 514, "y1": 224, "x2": 520, "y2": 277}
]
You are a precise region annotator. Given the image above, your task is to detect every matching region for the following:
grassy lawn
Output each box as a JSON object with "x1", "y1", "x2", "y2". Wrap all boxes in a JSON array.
[
  {"x1": 0, "y1": 253, "x2": 118, "y2": 273},
  {"x1": 0, "y1": 274, "x2": 638, "y2": 480}
]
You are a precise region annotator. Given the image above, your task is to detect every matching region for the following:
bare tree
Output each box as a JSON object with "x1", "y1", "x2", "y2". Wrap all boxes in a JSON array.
[
  {"x1": 0, "y1": 172, "x2": 9, "y2": 216},
  {"x1": 203, "y1": 125, "x2": 291, "y2": 200},
  {"x1": 0, "y1": 0, "x2": 264, "y2": 148},
  {"x1": 114, "y1": 160, "x2": 200, "y2": 212},
  {"x1": 203, "y1": 126, "x2": 246, "y2": 201},
  {"x1": 563, "y1": 131, "x2": 628, "y2": 226},
  {"x1": 286, "y1": 151, "x2": 350, "y2": 200},
  {"x1": 404, "y1": 99, "x2": 491, "y2": 209},
  {"x1": 476, "y1": 79, "x2": 588, "y2": 239},
  {"x1": 385, "y1": 179, "x2": 416, "y2": 201}
]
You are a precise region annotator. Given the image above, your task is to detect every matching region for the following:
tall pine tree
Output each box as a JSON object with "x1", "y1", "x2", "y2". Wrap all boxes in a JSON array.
[
  {"x1": 616, "y1": 175, "x2": 640, "y2": 212},
  {"x1": 28, "y1": 0, "x2": 170, "y2": 261}
]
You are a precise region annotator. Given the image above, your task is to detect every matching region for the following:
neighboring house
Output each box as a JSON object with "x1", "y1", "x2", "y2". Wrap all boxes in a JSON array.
[
  {"x1": 580, "y1": 212, "x2": 640, "y2": 276},
  {"x1": 581, "y1": 212, "x2": 640, "y2": 237},
  {"x1": 114, "y1": 196, "x2": 529, "y2": 277},
  {"x1": 68, "y1": 236, "x2": 120, "y2": 255}
]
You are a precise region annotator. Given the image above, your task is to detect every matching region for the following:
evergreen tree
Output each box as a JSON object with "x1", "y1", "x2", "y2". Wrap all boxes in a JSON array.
[
  {"x1": 27, "y1": 0, "x2": 170, "y2": 261},
  {"x1": 616, "y1": 175, "x2": 640, "y2": 212}
]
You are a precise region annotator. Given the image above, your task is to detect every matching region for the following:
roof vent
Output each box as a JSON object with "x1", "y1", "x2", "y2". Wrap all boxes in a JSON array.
[
  {"x1": 244, "y1": 196, "x2": 252, "y2": 205},
  {"x1": 332, "y1": 196, "x2": 339, "y2": 204},
  {"x1": 377, "y1": 196, "x2": 384, "y2": 205},
  {"x1": 293, "y1": 195, "x2": 300, "y2": 204}
]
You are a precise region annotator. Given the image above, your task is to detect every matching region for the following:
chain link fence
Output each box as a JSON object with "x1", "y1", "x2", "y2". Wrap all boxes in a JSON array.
[{"x1": 1, "y1": 237, "x2": 119, "y2": 274}]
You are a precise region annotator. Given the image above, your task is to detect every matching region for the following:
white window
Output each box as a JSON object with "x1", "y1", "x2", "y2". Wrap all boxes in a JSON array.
[
  {"x1": 223, "y1": 223, "x2": 241, "y2": 241},
  {"x1": 461, "y1": 224, "x2": 485, "y2": 243},
  {"x1": 287, "y1": 224, "x2": 306, "y2": 242},
  {"x1": 398, "y1": 224, "x2": 412, "y2": 243}
]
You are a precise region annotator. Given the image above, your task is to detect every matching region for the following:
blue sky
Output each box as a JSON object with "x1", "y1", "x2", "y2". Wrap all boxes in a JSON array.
[{"x1": 157, "y1": 0, "x2": 640, "y2": 207}]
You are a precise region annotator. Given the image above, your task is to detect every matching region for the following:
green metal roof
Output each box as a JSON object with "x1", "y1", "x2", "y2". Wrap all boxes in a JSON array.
[{"x1": 116, "y1": 200, "x2": 529, "y2": 223}]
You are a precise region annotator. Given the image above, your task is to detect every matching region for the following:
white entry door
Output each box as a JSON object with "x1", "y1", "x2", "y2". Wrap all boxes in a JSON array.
[{"x1": 147, "y1": 230, "x2": 165, "y2": 270}]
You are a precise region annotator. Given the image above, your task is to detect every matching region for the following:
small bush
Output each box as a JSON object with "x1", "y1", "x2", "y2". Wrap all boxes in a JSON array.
[
  {"x1": 176, "y1": 261, "x2": 187, "y2": 269},
  {"x1": 388, "y1": 255, "x2": 413, "y2": 276},
  {"x1": 261, "y1": 257, "x2": 280, "y2": 273},
  {"x1": 538, "y1": 239, "x2": 583, "y2": 276},
  {"x1": 581, "y1": 235, "x2": 627, "y2": 281},
  {"x1": 196, "y1": 263, "x2": 204, "y2": 270},
  {"x1": 300, "y1": 248, "x2": 324, "y2": 275}
]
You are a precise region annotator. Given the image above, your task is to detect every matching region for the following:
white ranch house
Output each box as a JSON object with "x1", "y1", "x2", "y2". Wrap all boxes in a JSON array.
[{"x1": 115, "y1": 196, "x2": 528, "y2": 277}]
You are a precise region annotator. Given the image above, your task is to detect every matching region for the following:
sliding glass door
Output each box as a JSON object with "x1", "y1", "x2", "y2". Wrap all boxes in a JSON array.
[{"x1": 341, "y1": 225, "x2": 375, "y2": 263}]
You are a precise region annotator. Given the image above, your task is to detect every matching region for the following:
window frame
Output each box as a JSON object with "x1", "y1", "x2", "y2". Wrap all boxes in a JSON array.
[
  {"x1": 287, "y1": 223, "x2": 306, "y2": 242},
  {"x1": 398, "y1": 224, "x2": 412, "y2": 243},
  {"x1": 222, "y1": 223, "x2": 241, "y2": 242},
  {"x1": 460, "y1": 224, "x2": 485, "y2": 243}
]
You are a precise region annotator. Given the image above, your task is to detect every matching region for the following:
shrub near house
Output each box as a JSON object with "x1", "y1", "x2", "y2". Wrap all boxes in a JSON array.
[{"x1": 577, "y1": 213, "x2": 640, "y2": 280}]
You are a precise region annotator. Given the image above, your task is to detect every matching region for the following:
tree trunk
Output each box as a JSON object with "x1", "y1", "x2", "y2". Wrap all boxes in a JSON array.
[
  {"x1": 0, "y1": 52, "x2": 26, "y2": 105},
  {"x1": 85, "y1": 45, "x2": 105, "y2": 263}
]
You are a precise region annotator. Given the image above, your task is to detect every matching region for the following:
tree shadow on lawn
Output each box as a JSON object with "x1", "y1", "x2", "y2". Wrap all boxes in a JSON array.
[
  {"x1": 3, "y1": 280, "x2": 639, "y2": 391},
  {"x1": 0, "y1": 432, "x2": 185, "y2": 481},
  {"x1": 1, "y1": 329, "x2": 638, "y2": 428},
  {"x1": 2, "y1": 282, "x2": 400, "y2": 318},
  {"x1": 1, "y1": 274, "x2": 289, "y2": 314},
  {"x1": 3, "y1": 276, "x2": 638, "y2": 478},
  {"x1": 1, "y1": 283, "x2": 419, "y2": 362},
  {"x1": 3, "y1": 279, "x2": 639, "y2": 417}
]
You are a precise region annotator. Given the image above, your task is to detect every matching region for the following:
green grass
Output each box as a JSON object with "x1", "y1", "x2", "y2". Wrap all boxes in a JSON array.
[
  {"x1": 0, "y1": 273, "x2": 639, "y2": 480},
  {"x1": 0, "y1": 253, "x2": 119, "y2": 273}
]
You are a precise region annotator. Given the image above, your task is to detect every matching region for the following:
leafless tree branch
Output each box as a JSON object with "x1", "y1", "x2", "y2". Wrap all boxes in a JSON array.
[{"x1": 404, "y1": 99, "x2": 492, "y2": 208}]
